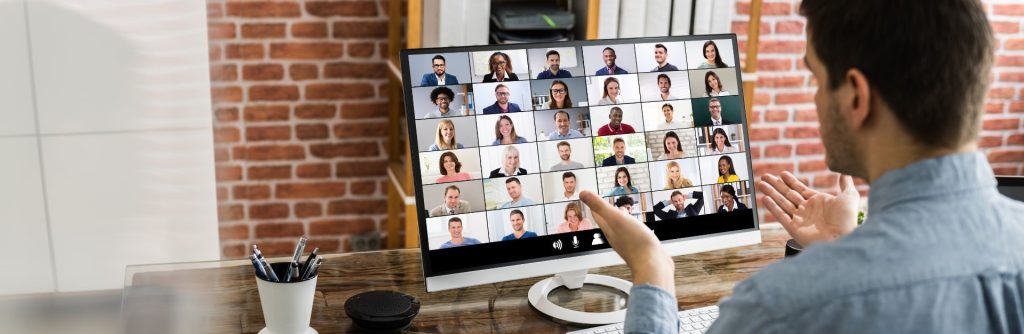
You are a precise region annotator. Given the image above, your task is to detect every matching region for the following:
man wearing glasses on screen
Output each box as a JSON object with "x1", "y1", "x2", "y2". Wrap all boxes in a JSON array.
[
  {"x1": 420, "y1": 55, "x2": 459, "y2": 86},
  {"x1": 482, "y1": 84, "x2": 522, "y2": 114}
]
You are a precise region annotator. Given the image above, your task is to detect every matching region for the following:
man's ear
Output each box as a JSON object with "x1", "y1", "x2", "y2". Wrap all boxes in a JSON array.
[{"x1": 844, "y1": 69, "x2": 872, "y2": 131}]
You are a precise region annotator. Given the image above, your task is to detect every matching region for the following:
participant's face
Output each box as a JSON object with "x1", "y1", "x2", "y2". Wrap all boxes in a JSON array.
[
  {"x1": 499, "y1": 119, "x2": 513, "y2": 138},
  {"x1": 609, "y1": 110, "x2": 623, "y2": 127},
  {"x1": 448, "y1": 221, "x2": 462, "y2": 238},
  {"x1": 671, "y1": 194, "x2": 686, "y2": 210},
  {"x1": 510, "y1": 214, "x2": 524, "y2": 231},
  {"x1": 496, "y1": 87, "x2": 511, "y2": 104},
  {"x1": 444, "y1": 189, "x2": 460, "y2": 207},
  {"x1": 662, "y1": 106, "x2": 674, "y2": 121},
  {"x1": 566, "y1": 210, "x2": 579, "y2": 224},
  {"x1": 493, "y1": 55, "x2": 507, "y2": 73},
  {"x1": 714, "y1": 133, "x2": 726, "y2": 148},
  {"x1": 709, "y1": 101, "x2": 722, "y2": 119},
  {"x1": 665, "y1": 137, "x2": 679, "y2": 153},
  {"x1": 669, "y1": 165, "x2": 680, "y2": 180},
  {"x1": 551, "y1": 84, "x2": 567, "y2": 102},
  {"x1": 718, "y1": 159, "x2": 730, "y2": 175},
  {"x1": 654, "y1": 47, "x2": 666, "y2": 63},
  {"x1": 432, "y1": 59, "x2": 446, "y2": 76},
  {"x1": 441, "y1": 124, "x2": 454, "y2": 141},
  {"x1": 443, "y1": 156, "x2": 456, "y2": 173},
  {"x1": 435, "y1": 93, "x2": 451, "y2": 110},
  {"x1": 555, "y1": 113, "x2": 570, "y2": 133},
  {"x1": 603, "y1": 49, "x2": 616, "y2": 67},
  {"x1": 658, "y1": 78, "x2": 670, "y2": 93},
  {"x1": 504, "y1": 151, "x2": 519, "y2": 169},
  {"x1": 607, "y1": 82, "x2": 620, "y2": 98},
  {"x1": 506, "y1": 181, "x2": 521, "y2": 199},
  {"x1": 807, "y1": 40, "x2": 860, "y2": 175},
  {"x1": 613, "y1": 141, "x2": 625, "y2": 157},
  {"x1": 563, "y1": 176, "x2": 576, "y2": 193},
  {"x1": 708, "y1": 75, "x2": 720, "y2": 90},
  {"x1": 547, "y1": 54, "x2": 560, "y2": 71},
  {"x1": 721, "y1": 191, "x2": 735, "y2": 207},
  {"x1": 705, "y1": 45, "x2": 717, "y2": 62},
  {"x1": 616, "y1": 171, "x2": 629, "y2": 187},
  {"x1": 619, "y1": 204, "x2": 633, "y2": 213},
  {"x1": 558, "y1": 145, "x2": 571, "y2": 161}
]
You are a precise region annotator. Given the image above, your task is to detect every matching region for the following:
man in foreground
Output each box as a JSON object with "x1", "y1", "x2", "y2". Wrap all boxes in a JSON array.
[{"x1": 580, "y1": 0, "x2": 1024, "y2": 332}]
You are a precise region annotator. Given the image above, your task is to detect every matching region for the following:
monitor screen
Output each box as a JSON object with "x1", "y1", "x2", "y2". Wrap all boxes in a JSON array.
[{"x1": 401, "y1": 35, "x2": 760, "y2": 290}]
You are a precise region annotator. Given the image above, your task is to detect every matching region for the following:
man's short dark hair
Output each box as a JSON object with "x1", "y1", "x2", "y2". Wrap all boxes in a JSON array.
[
  {"x1": 557, "y1": 141, "x2": 571, "y2": 149},
  {"x1": 613, "y1": 137, "x2": 625, "y2": 145},
  {"x1": 444, "y1": 185, "x2": 460, "y2": 196},
  {"x1": 654, "y1": 43, "x2": 667, "y2": 52},
  {"x1": 505, "y1": 177, "x2": 521, "y2": 185},
  {"x1": 432, "y1": 54, "x2": 446, "y2": 63},
  {"x1": 614, "y1": 195, "x2": 635, "y2": 208},
  {"x1": 657, "y1": 74, "x2": 671, "y2": 85},
  {"x1": 510, "y1": 209, "x2": 524, "y2": 220},
  {"x1": 494, "y1": 84, "x2": 507, "y2": 92},
  {"x1": 447, "y1": 216, "x2": 461, "y2": 226},
  {"x1": 546, "y1": 50, "x2": 560, "y2": 59},
  {"x1": 429, "y1": 86, "x2": 455, "y2": 103},
  {"x1": 670, "y1": 191, "x2": 684, "y2": 199},
  {"x1": 800, "y1": 0, "x2": 993, "y2": 148},
  {"x1": 603, "y1": 47, "x2": 615, "y2": 55},
  {"x1": 562, "y1": 171, "x2": 576, "y2": 181}
]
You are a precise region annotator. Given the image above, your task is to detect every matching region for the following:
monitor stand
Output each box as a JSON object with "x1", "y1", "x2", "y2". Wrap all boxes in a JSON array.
[{"x1": 527, "y1": 269, "x2": 632, "y2": 325}]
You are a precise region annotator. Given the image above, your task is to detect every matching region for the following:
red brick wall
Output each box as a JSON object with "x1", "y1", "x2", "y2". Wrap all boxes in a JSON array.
[
  {"x1": 207, "y1": 0, "x2": 392, "y2": 258},
  {"x1": 732, "y1": 0, "x2": 1024, "y2": 223}
]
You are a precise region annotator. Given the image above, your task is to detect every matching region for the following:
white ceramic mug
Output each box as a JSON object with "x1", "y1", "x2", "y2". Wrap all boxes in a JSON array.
[{"x1": 255, "y1": 264, "x2": 318, "y2": 334}]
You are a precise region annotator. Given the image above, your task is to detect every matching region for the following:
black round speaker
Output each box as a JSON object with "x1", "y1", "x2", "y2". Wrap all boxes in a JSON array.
[{"x1": 344, "y1": 290, "x2": 420, "y2": 331}]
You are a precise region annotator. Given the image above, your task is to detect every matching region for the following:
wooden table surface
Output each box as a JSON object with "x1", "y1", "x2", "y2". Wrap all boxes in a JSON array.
[{"x1": 122, "y1": 226, "x2": 789, "y2": 333}]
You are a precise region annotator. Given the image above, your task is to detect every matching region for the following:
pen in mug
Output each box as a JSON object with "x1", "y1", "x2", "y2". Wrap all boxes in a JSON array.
[
  {"x1": 290, "y1": 262, "x2": 301, "y2": 281},
  {"x1": 301, "y1": 247, "x2": 319, "y2": 274},
  {"x1": 284, "y1": 237, "x2": 308, "y2": 281},
  {"x1": 253, "y1": 245, "x2": 279, "y2": 282},
  {"x1": 302, "y1": 256, "x2": 322, "y2": 280},
  {"x1": 249, "y1": 254, "x2": 267, "y2": 280},
  {"x1": 300, "y1": 255, "x2": 318, "y2": 280}
]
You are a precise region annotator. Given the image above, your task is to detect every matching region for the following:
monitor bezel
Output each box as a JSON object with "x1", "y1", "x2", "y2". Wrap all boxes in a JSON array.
[{"x1": 399, "y1": 34, "x2": 761, "y2": 291}]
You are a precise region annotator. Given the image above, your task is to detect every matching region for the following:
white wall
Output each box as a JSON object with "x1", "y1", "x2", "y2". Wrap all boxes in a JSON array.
[{"x1": 0, "y1": 0, "x2": 219, "y2": 294}]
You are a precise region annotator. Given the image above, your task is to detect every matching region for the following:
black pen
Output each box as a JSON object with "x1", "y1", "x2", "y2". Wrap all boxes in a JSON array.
[
  {"x1": 300, "y1": 247, "x2": 319, "y2": 275},
  {"x1": 300, "y1": 255, "x2": 320, "y2": 280},
  {"x1": 303, "y1": 256, "x2": 323, "y2": 280}
]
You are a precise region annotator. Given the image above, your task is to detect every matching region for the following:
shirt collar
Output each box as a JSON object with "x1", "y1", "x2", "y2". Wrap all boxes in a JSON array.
[{"x1": 868, "y1": 151, "x2": 997, "y2": 215}]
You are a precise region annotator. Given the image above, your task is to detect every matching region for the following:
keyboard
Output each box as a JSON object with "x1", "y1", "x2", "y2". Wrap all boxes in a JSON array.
[{"x1": 567, "y1": 305, "x2": 718, "y2": 334}]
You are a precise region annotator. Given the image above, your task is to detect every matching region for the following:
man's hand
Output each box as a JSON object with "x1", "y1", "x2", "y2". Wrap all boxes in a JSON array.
[
  {"x1": 580, "y1": 191, "x2": 675, "y2": 295},
  {"x1": 758, "y1": 172, "x2": 859, "y2": 247}
]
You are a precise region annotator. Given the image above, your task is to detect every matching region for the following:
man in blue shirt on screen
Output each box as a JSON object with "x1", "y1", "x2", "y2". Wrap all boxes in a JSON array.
[
  {"x1": 536, "y1": 50, "x2": 572, "y2": 79},
  {"x1": 482, "y1": 84, "x2": 522, "y2": 114},
  {"x1": 439, "y1": 217, "x2": 480, "y2": 249},
  {"x1": 579, "y1": 1, "x2": 1024, "y2": 333},
  {"x1": 501, "y1": 209, "x2": 538, "y2": 241}
]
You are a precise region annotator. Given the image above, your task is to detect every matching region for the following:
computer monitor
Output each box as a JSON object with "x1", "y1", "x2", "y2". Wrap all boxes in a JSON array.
[
  {"x1": 400, "y1": 35, "x2": 761, "y2": 323},
  {"x1": 997, "y1": 176, "x2": 1024, "y2": 202}
]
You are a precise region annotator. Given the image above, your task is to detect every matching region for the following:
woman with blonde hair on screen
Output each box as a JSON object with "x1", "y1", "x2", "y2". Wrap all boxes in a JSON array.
[
  {"x1": 435, "y1": 151, "x2": 472, "y2": 183},
  {"x1": 556, "y1": 201, "x2": 594, "y2": 233},
  {"x1": 428, "y1": 119, "x2": 464, "y2": 151},
  {"x1": 664, "y1": 161, "x2": 694, "y2": 189},
  {"x1": 547, "y1": 80, "x2": 573, "y2": 109},
  {"x1": 708, "y1": 127, "x2": 738, "y2": 154}
]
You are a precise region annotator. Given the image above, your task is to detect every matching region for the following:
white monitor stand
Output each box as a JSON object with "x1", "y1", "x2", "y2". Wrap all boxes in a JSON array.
[{"x1": 527, "y1": 269, "x2": 633, "y2": 325}]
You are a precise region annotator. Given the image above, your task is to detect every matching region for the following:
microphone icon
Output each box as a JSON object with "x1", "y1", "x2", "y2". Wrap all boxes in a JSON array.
[{"x1": 572, "y1": 236, "x2": 579, "y2": 248}]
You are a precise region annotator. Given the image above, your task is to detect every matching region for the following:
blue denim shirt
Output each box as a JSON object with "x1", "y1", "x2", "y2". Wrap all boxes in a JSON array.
[{"x1": 625, "y1": 152, "x2": 1024, "y2": 333}]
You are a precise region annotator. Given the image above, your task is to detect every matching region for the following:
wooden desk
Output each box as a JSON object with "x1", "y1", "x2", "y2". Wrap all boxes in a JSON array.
[{"x1": 122, "y1": 226, "x2": 788, "y2": 333}]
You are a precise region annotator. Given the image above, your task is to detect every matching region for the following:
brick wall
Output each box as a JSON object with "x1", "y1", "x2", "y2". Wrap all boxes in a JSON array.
[
  {"x1": 207, "y1": 0, "x2": 392, "y2": 258},
  {"x1": 732, "y1": 0, "x2": 1024, "y2": 222}
]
